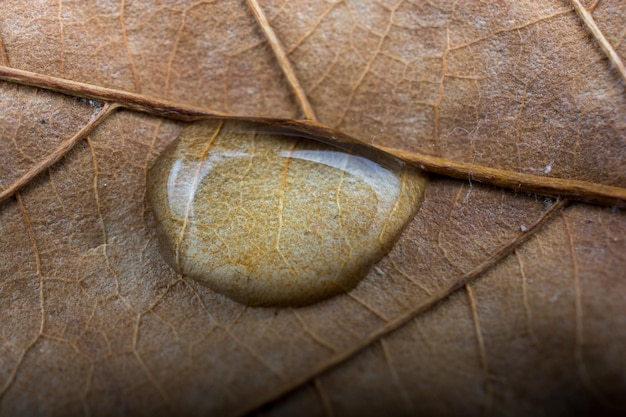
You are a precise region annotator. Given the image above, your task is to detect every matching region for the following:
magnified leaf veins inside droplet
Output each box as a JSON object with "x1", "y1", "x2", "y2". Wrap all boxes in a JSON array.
[{"x1": 146, "y1": 119, "x2": 426, "y2": 306}]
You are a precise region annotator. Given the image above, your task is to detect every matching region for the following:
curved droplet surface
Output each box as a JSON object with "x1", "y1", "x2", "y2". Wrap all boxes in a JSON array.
[{"x1": 146, "y1": 119, "x2": 426, "y2": 306}]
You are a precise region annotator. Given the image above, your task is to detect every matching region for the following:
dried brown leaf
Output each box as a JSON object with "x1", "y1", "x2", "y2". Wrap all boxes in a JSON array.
[{"x1": 0, "y1": 1, "x2": 624, "y2": 416}]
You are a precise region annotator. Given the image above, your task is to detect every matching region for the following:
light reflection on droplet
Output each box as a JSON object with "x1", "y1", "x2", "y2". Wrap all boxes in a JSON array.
[{"x1": 147, "y1": 119, "x2": 426, "y2": 306}]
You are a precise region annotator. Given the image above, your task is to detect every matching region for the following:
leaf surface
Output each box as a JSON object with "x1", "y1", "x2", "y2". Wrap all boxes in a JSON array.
[{"x1": 0, "y1": 1, "x2": 624, "y2": 416}]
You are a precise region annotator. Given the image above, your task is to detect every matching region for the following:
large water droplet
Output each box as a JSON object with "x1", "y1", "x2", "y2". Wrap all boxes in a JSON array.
[{"x1": 146, "y1": 119, "x2": 426, "y2": 306}]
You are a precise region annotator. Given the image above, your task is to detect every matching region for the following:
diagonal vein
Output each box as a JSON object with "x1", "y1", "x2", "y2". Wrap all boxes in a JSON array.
[
  {"x1": 314, "y1": 378, "x2": 335, "y2": 417},
  {"x1": 0, "y1": 195, "x2": 46, "y2": 398},
  {"x1": 0, "y1": 31, "x2": 9, "y2": 66},
  {"x1": 569, "y1": 0, "x2": 626, "y2": 85},
  {"x1": 175, "y1": 120, "x2": 223, "y2": 270},
  {"x1": 229, "y1": 198, "x2": 570, "y2": 417},
  {"x1": 0, "y1": 102, "x2": 117, "y2": 205},
  {"x1": 466, "y1": 284, "x2": 493, "y2": 414},
  {"x1": 246, "y1": 0, "x2": 317, "y2": 121},
  {"x1": 119, "y1": 0, "x2": 141, "y2": 92},
  {"x1": 561, "y1": 211, "x2": 615, "y2": 407}
]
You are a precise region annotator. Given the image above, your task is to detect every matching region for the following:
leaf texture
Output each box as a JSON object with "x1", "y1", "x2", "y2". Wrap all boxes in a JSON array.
[{"x1": 0, "y1": 1, "x2": 624, "y2": 416}]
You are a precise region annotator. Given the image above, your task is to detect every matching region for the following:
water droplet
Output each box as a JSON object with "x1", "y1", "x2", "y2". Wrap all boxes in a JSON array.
[{"x1": 146, "y1": 119, "x2": 426, "y2": 306}]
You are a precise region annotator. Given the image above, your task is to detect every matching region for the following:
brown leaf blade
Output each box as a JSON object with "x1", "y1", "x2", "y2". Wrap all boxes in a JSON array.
[
  {"x1": 0, "y1": 1, "x2": 624, "y2": 416},
  {"x1": 264, "y1": 203, "x2": 626, "y2": 417}
]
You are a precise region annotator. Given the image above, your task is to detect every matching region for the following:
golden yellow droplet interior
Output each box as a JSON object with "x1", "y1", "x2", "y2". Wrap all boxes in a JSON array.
[{"x1": 146, "y1": 119, "x2": 426, "y2": 306}]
